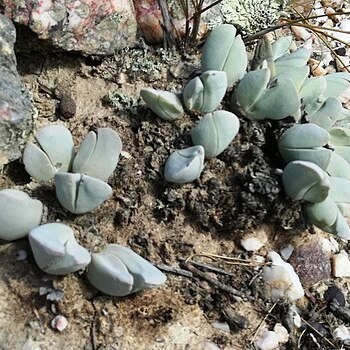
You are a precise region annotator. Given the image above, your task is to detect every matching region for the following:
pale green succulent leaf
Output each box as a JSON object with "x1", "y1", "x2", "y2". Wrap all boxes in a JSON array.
[
  {"x1": 324, "y1": 72, "x2": 350, "y2": 98},
  {"x1": 183, "y1": 76, "x2": 204, "y2": 112},
  {"x1": 86, "y1": 244, "x2": 166, "y2": 296},
  {"x1": 282, "y1": 160, "x2": 330, "y2": 202},
  {"x1": 236, "y1": 69, "x2": 270, "y2": 113},
  {"x1": 274, "y1": 48, "x2": 311, "y2": 73},
  {"x1": 191, "y1": 111, "x2": 240, "y2": 158},
  {"x1": 248, "y1": 76, "x2": 300, "y2": 120},
  {"x1": 29, "y1": 223, "x2": 91, "y2": 275},
  {"x1": 103, "y1": 245, "x2": 167, "y2": 293},
  {"x1": 183, "y1": 71, "x2": 227, "y2": 113},
  {"x1": 0, "y1": 189, "x2": 43, "y2": 241},
  {"x1": 326, "y1": 153, "x2": 350, "y2": 179},
  {"x1": 305, "y1": 198, "x2": 338, "y2": 229},
  {"x1": 337, "y1": 203, "x2": 350, "y2": 218},
  {"x1": 140, "y1": 88, "x2": 184, "y2": 121},
  {"x1": 271, "y1": 36, "x2": 292, "y2": 60},
  {"x1": 279, "y1": 148, "x2": 332, "y2": 170},
  {"x1": 73, "y1": 128, "x2": 122, "y2": 181},
  {"x1": 251, "y1": 36, "x2": 274, "y2": 72},
  {"x1": 23, "y1": 143, "x2": 57, "y2": 181},
  {"x1": 55, "y1": 172, "x2": 112, "y2": 214},
  {"x1": 329, "y1": 177, "x2": 350, "y2": 203},
  {"x1": 201, "y1": 24, "x2": 247, "y2": 86},
  {"x1": 164, "y1": 146, "x2": 205, "y2": 183},
  {"x1": 35, "y1": 125, "x2": 74, "y2": 173},
  {"x1": 330, "y1": 128, "x2": 350, "y2": 146},
  {"x1": 300, "y1": 77, "x2": 327, "y2": 114},
  {"x1": 87, "y1": 248, "x2": 134, "y2": 296},
  {"x1": 278, "y1": 124, "x2": 330, "y2": 149},
  {"x1": 306, "y1": 97, "x2": 342, "y2": 130},
  {"x1": 275, "y1": 66, "x2": 309, "y2": 92},
  {"x1": 333, "y1": 146, "x2": 350, "y2": 164},
  {"x1": 306, "y1": 198, "x2": 350, "y2": 239}
]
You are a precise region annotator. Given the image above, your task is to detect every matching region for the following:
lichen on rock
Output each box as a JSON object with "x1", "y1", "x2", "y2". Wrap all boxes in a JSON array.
[{"x1": 211, "y1": 0, "x2": 290, "y2": 35}]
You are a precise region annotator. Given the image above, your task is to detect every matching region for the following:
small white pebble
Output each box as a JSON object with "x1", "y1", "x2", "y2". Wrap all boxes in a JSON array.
[
  {"x1": 274, "y1": 323, "x2": 289, "y2": 344},
  {"x1": 201, "y1": 340, "x2": 221, "y2": 350},
  {"x1": 255, "y1": 330, "x2": 279, "y2": 350},
  {"x1": 241, "y1": 230, "x2": 268, "y2": 252},
  {"x1": 263, "y1": 251, "x2": 304, "y2": 302},
  {"x1": 121, "y1": 150, "x2": 132, "y2": 159},
  {"x1": 280, "y1": 244, "x2": 294, "y2": 261},
  {"x1": 51, "y1": 315, "x2": 68, "y2": 332},
  {"x1": 333, "y1": 250, "x2": 350, "y2": 277},
  {"x1": 334, "y1": 325, "x2": 350, "y2": 341},
  {"x1": 16, "y1": 249, "x2": 28, "y2": 261},
  {"x1": 321, "y1": 237, "x2": 339, "y2": 254}
]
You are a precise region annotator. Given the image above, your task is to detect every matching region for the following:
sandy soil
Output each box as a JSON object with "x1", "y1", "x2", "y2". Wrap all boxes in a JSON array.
[{"x1": 0, "y1": 43, "x2": 348, "y2": 350}]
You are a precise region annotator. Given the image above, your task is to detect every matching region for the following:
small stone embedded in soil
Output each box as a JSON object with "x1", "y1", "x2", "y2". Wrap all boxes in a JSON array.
[
  {"x1": 255, "y1": 330, "x2": 279, "y2": 350},
  {"x1": 51, "y1": 315, "x2": 68, "y2": 332},
  {"x1": 240, "y1": 228, "x2": 268, "y2": 252},
  {"x1": 333, "y1": 250, "x2": 350, "y2": 277},
  {"x1": 289, "y1": 240, "x2": 331, "y2": 286},
  {"x1": 324, "y1": 286, "x2": 346, "y2": 307},
  {"x1": 59, "y1": 95, "x2": 76, "y2": 119},
  {"x1": 16, "y1": 249, "x2": 28, "y2": 261}
]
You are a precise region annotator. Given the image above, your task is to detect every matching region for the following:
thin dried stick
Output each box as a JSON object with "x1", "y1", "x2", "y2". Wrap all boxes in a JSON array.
[
  {"x1": 183, "y1": 260, "x2": 250, "y2": 300},
  {"x1": 250, "y1": 302, "x2": 278, "y2": 344}
]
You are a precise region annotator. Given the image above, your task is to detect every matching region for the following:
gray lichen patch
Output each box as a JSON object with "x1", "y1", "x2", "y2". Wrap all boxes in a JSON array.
[{"x1": 210, "y1": 0, "x2": 290, "y2": 35}]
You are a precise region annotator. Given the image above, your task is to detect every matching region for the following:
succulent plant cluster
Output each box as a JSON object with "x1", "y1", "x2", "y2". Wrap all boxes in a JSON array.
[
  {"x1": 0, "y1": 125, "x2": 166, "y2": 296},
  {"x1": 141, "y1": 23, "x2": 350, "y2": 240},
  {"x1": 141, "y1": 24, "x2": 245, "y2": 184}
]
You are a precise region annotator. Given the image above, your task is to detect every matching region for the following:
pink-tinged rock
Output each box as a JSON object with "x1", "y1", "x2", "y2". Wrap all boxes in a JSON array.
[
  {"x1": 1, "y1": 0, "x2": 138, "y2": 55},
  {"x1": 289, "y1": 239, "x2": 331, "y2": 286},
  {"x1": 51, "y1": 315, "x2": 68, "y2": 332}
]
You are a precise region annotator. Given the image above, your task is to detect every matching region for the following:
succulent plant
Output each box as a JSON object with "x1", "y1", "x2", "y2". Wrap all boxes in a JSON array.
[
  {"x1": 201, "y1": 24, "x2": 247, "y2": 86},
  {"x1": 72, "y1": 128, "x2": 122, "y2": 181},
  {"x1": 191, "y1": 110, "x2": 240, "y2": 158},
  {"x1": 55, "y1": 172, "x2": 113, "y2": 214},
  {"x1": 86, "y1": 244, "x2": 167, "y2": 296},
  {"x1": 140, "y1": 88, "x2": 184, "y2": 121},
  {"x1": 23, "y1": 125, "x2": 74, "y2": 181},
  {"x1": 29, "y1": 223, "x2": 91, "y2": 275},
  {"x1": 282, "y1": 161, "x2": 330, "y2": 203},
  {"x1": 235, "y1": 68, "x2": 300, "y2": 120},
  {"x1": 305, "y1": 198, "x2": 350, "y2": 240},
  {"x1": 0, "y1": 189, "x2": 43, "y2": 241},
  {"x1": 183, "y1": 70, "x2": 227, "y2": 113},
  {"x1": 164, "y1": 146, "x2": 205, "y2": 183}
]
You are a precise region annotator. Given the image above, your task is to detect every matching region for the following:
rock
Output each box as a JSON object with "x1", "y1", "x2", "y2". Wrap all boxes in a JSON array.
[
  {"x1": 263, "y1": 251, "x2": 304, "y2": 302},
  {"x1": 51, "y1": 315, "x2": 68, "y2": 332},
  {"x1": 254, "y1": 330, "x2": 279, "y2": 350},
  {"x1": 280, "y1": 244, "x2": 294, "y2": 261},
  {"x1": 289, "y1": 239, "x2": 331, "y2": 286},
  {"x1": 273, "y1": 323, "x2": 289, "y2": 344},
  {"x1": 1, "y1": 0, "x2": 291, "y2": 55},
  {"x1": 240, "y1": 229, "x2": 268, "y2": 252},
  {"x1": 333, "y1": 325, "x2": 350, "y2": 341},
  {"x1": 0, "y1": 14, "x2": 34, "y2": 167},
  {"x1": 333, "y1": 250, "x2": 350, "y2": 277},
  {"x1": 1, "y1": 0, "x2": 138, "y2": 55}
]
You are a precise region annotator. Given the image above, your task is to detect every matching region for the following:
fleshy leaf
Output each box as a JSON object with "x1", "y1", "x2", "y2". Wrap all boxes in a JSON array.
[
  {"x1": 29, "y1": 223, "x2": 91, "y2": 275},
  {"x1": 72, "y1": 128, "x2": 122, "y2": 181},
  {"x1": 164, "y1": 146, "x2": 205, "y2": 183},
  {"x1": 191, "y1": 111, "x2": 240, "y2": 158},
  {"x1": 0, "y1": 189, "x2": 43, "y2": 241}
]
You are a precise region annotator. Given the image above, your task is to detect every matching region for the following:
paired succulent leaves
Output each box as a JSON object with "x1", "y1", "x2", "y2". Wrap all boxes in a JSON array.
[{"x1": 23, "y1": 125, "x2": 122, "y2": 214}]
